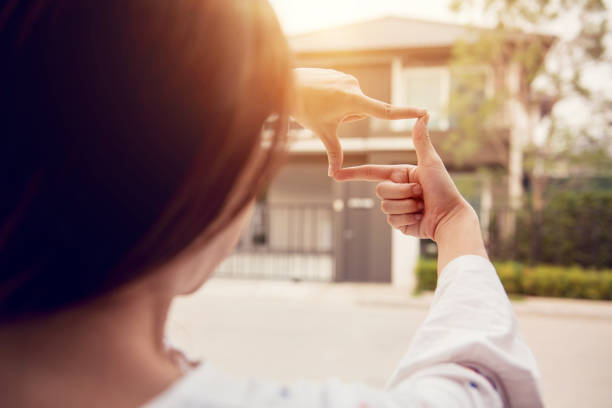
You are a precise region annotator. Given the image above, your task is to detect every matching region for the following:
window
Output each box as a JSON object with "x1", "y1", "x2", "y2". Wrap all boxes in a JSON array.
[{"x1": 390, "y1": 67, "x2": 450, "y2": 132}]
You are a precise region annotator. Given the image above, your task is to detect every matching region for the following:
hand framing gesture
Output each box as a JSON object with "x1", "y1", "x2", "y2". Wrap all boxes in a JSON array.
[
  {"x1": 292, "y1": 68, "x2": 426, "y2": 176},
  {"x1": 335, "y1": 114, "x2": 470, "y2": 241}
]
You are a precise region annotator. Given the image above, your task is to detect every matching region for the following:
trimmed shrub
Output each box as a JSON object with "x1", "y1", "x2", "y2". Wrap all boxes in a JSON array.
[
  {"x1": 496, "y1": 261, "x2": 524, "y2": 294},
  {"x1": 415, "y1": 258, "x2": 438, "y2": 293},
  {"x1": 415, "y1": 258, "x2": 612, "y2": 300},
  {"x1": 513, "y1": 191, "x2": 612, "y2": 269}
]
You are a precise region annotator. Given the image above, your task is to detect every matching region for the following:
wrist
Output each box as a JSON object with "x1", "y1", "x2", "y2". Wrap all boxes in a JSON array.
[
  {"x1": 433, "y1": 202, "x2": 488, "y2": 273},
  {"x1": 434, "y1": 202, "x2": 480, "y2": 243}
]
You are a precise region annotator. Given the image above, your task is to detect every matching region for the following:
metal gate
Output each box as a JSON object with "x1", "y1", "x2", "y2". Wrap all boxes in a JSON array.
[{"x1": 215, "y1": 203, "x2": 336, "y2": 281}]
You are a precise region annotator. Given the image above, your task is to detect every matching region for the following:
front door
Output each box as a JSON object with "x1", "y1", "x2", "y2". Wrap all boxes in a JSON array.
[{"x1": 338, "y1": 181, "x2": 391, "y2": 282}]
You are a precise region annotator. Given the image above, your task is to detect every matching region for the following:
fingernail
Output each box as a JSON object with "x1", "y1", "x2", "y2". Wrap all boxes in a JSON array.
[
  {"x1": 418, "y1": 201, "x2": 424, "y2": 210},
  {"x1": 418, "y1": 108, "x2": 427, "y2": 117},
  {"x1": 413, "y1": 184, "x2": 422, "y2": 195},
  {"x1": 415, "y1": 214, "x2": 423, "y2": 221},
  {"x1": 328, "y1": 165, "x2": 333, "y2": 177}
]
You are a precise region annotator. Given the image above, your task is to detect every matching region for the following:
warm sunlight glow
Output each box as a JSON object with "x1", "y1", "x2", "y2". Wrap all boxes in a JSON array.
[{"x1": 268, "y1": 0, "x2": 471, "y2": 34}]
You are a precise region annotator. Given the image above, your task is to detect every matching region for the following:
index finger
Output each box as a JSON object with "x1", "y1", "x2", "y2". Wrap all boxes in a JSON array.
[
  {"x1": 334, "y1": 165, "x2": 414, "y2": 182},
  {"x1": 354, "y1": 95, "x2": 426, "y2": 120}
]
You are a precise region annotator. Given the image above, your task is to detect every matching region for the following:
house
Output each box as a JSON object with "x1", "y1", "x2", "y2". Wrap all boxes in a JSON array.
[{"x1": 216, "y1": 17, "x2": 554, "y2": 289}]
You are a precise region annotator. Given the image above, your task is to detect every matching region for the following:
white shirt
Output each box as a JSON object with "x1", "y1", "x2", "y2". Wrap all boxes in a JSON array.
[{"x1": 144, "y1": 255, "x2": 543, "y2": 408}]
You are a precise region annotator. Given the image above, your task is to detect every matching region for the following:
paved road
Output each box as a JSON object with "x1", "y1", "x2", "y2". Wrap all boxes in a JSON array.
[{"x1": 167, "y1": 279, "x2": 612, "y2": 408}]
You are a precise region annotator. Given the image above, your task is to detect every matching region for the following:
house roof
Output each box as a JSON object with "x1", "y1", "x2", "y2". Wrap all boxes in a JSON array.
[
  {"x1": 289, "y1": 16, "x2": 477, "y2": 53},
  {"x1": 289, "y1": 16, "x2": 556, "y2": 55}
]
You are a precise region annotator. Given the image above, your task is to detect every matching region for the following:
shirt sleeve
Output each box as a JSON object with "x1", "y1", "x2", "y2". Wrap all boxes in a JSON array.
[{"x1": 386, "y1": 255, "x2": 543, "y2": 407}]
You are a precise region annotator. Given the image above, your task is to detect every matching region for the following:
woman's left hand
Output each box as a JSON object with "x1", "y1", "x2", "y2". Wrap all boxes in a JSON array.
[{"x1": 292, "y1": 68, "x2": 426, "y2": 176}]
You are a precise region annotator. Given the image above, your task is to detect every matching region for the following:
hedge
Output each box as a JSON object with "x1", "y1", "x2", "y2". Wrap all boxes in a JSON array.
[
  {"x1": 416, "y1": 258, "x2": 612, "y2": 300},
  {"x1": 510, "y1": 191, "x2": 612, "y2": 268}
]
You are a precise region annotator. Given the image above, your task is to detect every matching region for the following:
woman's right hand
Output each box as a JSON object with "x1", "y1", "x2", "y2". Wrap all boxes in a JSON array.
[
  {"x1": 334, "y1": 114, "x2": 487, "y2": 271},
  {"x1": 334, "y1": 114, "x2": 468, "y2": 240}
]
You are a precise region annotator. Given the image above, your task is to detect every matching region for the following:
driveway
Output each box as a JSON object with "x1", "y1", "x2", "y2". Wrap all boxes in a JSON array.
[{"x1": 167, "y1": 278, "x2": 612, "y2": 408}]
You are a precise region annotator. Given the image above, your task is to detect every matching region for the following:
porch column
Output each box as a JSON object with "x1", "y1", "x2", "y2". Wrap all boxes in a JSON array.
[
  {"x1": 505, "y1": 62, "x2": 528, "y2": 241},
  {"x1": 390, "y1": 56, "x2": 420, "y2": 289},
  {"x1": 390, "y1": 57, "x2": 405, "y2": 132},
  {"x1": 391, "y1": 228, "x2": 420, "y2": 289}
]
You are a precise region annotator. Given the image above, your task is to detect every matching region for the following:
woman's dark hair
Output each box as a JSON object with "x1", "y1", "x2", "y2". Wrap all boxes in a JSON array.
[{"x1": 0, "y1": 0, "x2": 292, "y2": 323}]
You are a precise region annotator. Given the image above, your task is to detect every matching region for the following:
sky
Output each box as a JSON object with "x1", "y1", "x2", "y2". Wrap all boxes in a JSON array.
[
  {"x1": 269, "y1": 0, "x2": 612, "y2": 36},
  {"x1": 268, "y1": 0, "x2": 485, "y2": 35}
]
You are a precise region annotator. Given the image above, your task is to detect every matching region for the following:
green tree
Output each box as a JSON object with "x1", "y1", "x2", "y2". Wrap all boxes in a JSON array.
[{"x1": 447, "y1": 0, "x2": 611, "y2": 215}]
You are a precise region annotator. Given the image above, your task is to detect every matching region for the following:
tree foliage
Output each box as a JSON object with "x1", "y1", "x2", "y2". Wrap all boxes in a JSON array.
[
  {"x1": 514, "y1": 191, "x2": 612, "y2": 268},
  {"x1": 446, "y1": 0, "x2": 611, "y2": 177}
]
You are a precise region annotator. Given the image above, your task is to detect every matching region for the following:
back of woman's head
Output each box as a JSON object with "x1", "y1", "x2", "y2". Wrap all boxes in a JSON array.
[{"x1": 0, "y1": 0, "x2": 292, "y2": 323}]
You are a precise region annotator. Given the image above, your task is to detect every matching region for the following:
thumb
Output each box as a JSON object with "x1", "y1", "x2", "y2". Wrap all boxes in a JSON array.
[
  {"x1": 319, "y1": 126, "x2": 343, "y2": 176},
  {"x1": 412, "y1": 113, "x2": 441, "y2": 165}
]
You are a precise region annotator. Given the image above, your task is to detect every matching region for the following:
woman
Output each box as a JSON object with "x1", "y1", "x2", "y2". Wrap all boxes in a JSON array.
[{"x1": 0, "y1": 1, "x2": 542, "y2": 407}]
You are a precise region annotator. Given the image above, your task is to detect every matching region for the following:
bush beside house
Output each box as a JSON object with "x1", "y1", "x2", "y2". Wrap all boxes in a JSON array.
[
  {"x1": 494, "y1": 191, "x2": 612, "y2": 269},
  {"x1": 416, "y1": 258, "x2": 612, "y2": 300}
]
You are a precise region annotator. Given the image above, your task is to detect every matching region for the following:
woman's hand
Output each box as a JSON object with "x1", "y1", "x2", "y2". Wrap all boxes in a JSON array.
[
  {"x1": 334, "y1": 114, "x2": 466, "y2": 240},
  {"x1": 334, "y1": 114, "x2": 487, "y2": 272},
  {"x1": 292, "y1": 68, "x2": 426, "y2": 176}
]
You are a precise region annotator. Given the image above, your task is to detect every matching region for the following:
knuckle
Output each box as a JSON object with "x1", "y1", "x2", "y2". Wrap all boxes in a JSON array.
[
  {"x1": 327, "y1": 150, "x2": 340, "y2": 160},
  {"x1": 325, "y1": 146, "x2": 342, "y2": 160},
  {"x1": 399, "y1": 184, "x2": 412, "y2": 198},
  {"x1": 408, "y1": 167, "x2": 418, "y2": 181},
  {"x1": 390, "y1": 169, "x2": 408, "y2": 183},
  {"x1": 382, "y1": 200, "x2": 396, "y2": 213},
  {"x1": 346, "y1": 74, "x2": 359, "y2": 85},
  {"x1": 383, "y1": 103, "x2": 392, "y2": 119},
  {"x1": 333, "y1": 88, "x2": 355, "y2": 105},
  {"x1": 406, "y1": 199, "x2": 417, "y2": 211},
  {"x1": 403, "y1": 214, "x2": 414, "y2": 224},
  {"x1": 345, "y1": 91, "x2": 361, "y2": 105}
]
